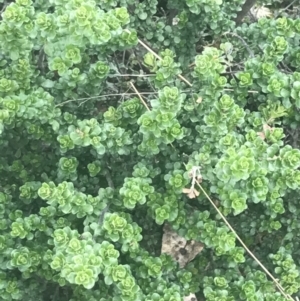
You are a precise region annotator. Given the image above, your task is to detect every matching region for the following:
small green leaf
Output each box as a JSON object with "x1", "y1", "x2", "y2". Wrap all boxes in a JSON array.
[
  {"x1": 138, "y1": 12, "x2": 147, "y2": 20},
  {"x1": 42, "y1": 79, "x2": 55, "y2": 88}
]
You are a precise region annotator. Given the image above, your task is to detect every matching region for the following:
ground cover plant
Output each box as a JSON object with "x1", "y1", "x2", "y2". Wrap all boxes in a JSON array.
[{"x1": 1, "y1": 0, "x2": 300, "y2": 300}]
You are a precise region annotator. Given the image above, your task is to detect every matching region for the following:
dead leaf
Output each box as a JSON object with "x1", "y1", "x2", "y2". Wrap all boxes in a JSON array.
[
  {"x1": 182, "y1": 188, "x2": 200, "y2": 199},
  {"x1": 161, "y1": 225, "x2": 203, "y2": 301},
  {"x1": 251, "y1": 6, "x2": 273, "y2": 19},
  {"x1": 161, "y1": 224, "x2": 204, "y2": 268}
]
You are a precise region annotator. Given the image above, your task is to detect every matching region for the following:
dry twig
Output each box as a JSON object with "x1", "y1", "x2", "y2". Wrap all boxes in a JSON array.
[
  {"x1": 125, "y1": 29, "x2": 193, "y2": 87},
  {"x1": 194, "y1": 178, "x2": 295, "y2": 301},
  {"x1": 129, "y1": 82, "x2": 150, "y2": 111}
]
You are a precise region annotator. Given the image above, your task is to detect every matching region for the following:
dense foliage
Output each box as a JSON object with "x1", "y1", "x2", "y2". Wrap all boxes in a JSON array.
[{"x1": 1, "y1": 0, "x2": 300, "y2": 300}]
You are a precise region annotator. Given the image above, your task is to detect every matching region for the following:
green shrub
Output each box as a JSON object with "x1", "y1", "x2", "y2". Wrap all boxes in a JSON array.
[{"x1": 0, "y1": 0, "x2": 300, "y2": 300}]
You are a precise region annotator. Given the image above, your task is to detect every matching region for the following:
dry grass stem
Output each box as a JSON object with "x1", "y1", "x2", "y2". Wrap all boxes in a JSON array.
[
  {"x1": 195, "y1": 180, "x2": 295, "y2": 301},
  {"x1": 129, "y1": 82, "x2": 150, "y2": 111}
]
